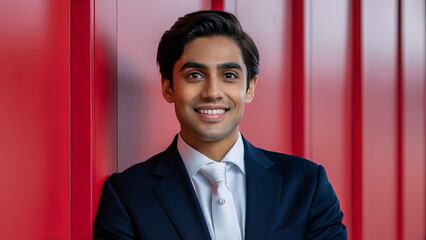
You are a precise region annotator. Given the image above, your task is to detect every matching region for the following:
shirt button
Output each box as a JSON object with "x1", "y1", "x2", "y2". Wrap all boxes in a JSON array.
[{"x1": 219, "y1": 198, "x2": 226, "y2": 205}]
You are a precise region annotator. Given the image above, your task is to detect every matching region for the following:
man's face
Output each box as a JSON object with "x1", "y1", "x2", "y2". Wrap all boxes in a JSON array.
[{"x1": 162, "y1": 36, "x2": 257, "y2": 146}]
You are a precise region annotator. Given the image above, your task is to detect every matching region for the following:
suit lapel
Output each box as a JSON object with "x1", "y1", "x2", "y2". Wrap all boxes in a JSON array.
[
  {"x1": 152, "y1": 138, "x2": 211, "y2": 240},
  {"x1": 243, "y1": 138, "x2": 283, "y2": 240}
]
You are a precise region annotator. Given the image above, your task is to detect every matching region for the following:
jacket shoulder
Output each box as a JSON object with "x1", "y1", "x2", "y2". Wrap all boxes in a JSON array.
[
  {"x1": 258, "y1": 148, "x2": 320, "y2": 176},
  {"x1": 106, "y1": 150, "x2": 169, "y2": 196}
]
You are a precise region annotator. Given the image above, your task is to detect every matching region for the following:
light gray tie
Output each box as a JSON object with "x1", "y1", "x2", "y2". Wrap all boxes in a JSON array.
[{"x1": 199, "y1": 162, "x2": 242, "y2": 240}]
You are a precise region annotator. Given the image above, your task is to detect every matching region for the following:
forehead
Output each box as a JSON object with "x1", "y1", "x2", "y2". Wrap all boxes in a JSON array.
[{"x1": 176, "y1": 36, "x2": 245, "y2": 70}]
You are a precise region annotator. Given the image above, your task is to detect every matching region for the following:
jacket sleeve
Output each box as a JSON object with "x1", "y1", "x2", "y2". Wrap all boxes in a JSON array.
[
  {"x1": 306, "y1": 165, "x2": 348, "y2": 240},
  {"x1": 94, "y1": 178, "x2": 136, "y2": 240}
]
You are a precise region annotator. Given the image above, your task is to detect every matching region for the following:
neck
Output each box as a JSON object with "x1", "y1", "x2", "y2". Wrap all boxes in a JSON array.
[{"x1": 180, "y1": 131, "x2": 239, "y2": 161}]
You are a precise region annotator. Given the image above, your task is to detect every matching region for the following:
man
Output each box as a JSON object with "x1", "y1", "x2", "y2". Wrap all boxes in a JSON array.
[{"x1": 95, "y1": 10, "x2": 347, "y2": 240}]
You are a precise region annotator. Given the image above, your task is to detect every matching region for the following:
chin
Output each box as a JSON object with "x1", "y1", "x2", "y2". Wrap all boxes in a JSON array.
[{"x1": 196, "y1": 129, "x2": 236, "y2": 142}]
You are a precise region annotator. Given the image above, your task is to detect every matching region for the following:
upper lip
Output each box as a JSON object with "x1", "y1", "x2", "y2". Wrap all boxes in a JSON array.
[{"x1": 194, "y1": 105, "x2": 229, "y2": 110}]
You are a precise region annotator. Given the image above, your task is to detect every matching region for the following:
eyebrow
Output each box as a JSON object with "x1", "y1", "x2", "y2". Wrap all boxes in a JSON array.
[
  {"x1": 217, "y1": 62, "x2": 242, "y2": 71},
  {"x1": 179, "y1": 61, "x2": 243, "y2": 72},
  {"x1": 179, "y1": 62, "x2": 207, "y2": 72}
]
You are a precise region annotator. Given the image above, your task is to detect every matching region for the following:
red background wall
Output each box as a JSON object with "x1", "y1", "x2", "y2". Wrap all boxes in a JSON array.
[
  {"x1": 0, "y1": 1, "x2": 70, "y2": 239},
  {"x1": 0, "y1": 0, "x2": 424, "y2": 239}
]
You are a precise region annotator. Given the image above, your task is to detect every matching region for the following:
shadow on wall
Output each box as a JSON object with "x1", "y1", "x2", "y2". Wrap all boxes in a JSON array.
[{"x1": 118, "y1": 58, "x2": 179, "y2": 172}]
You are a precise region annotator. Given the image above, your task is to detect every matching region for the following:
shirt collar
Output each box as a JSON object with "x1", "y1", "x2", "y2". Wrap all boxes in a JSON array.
[{"x1": 177, "y1": 133, "x2": 246, "y2": 178}]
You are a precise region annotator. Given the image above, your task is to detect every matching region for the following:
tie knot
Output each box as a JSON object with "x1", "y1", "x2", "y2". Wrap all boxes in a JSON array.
[{"x1": 199, "y1": 162, "x2": 227, "y2": 184}]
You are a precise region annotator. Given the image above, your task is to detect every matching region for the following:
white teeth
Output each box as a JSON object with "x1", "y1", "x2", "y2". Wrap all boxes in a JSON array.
[{"x1": 199, "y1": 109, "x2": 225, "y2": 115}]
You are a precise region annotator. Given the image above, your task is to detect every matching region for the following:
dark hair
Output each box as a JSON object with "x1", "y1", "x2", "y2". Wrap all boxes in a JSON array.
[{"x1": 156, "y1": 10, "x2": 259, "y2": 90}]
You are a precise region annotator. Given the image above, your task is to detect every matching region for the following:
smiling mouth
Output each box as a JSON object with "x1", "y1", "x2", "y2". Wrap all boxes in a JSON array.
[{"x1": 194, "y1": 108, "x2": 229, "y2": 115}]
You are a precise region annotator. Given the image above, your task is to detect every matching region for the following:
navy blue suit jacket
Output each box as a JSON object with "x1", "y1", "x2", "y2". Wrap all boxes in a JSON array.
[{"x1": 95, "y1": 136, "x2": 347, "y2": 239}]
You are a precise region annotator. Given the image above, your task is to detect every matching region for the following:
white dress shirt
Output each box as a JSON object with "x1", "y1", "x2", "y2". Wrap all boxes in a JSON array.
[{"x1": 177, "y1": 133, "x2": 246, "y2": 240}]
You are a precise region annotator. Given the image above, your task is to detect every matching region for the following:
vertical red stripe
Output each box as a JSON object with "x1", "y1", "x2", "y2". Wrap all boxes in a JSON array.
[
  {"x1": 211, "y1": 0, "x2": 224, "y2": 11},
  {"x1": 396, "y1": 0, "x2": 404, "y2": 239},
  {"x1": 70, "y1": 0, "x2": 95, "y2": 239},
  {"x1": 71, "y1": 1, "x2": 118, "y2": 238},
  {"x1": 291, "y1": 0, "x2": 305, "y2": 158},
  {"x1": 351, "y1": 0, "x2": 363, "y2": 239}
]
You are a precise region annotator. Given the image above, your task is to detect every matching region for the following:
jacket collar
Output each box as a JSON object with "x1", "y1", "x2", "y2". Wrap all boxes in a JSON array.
[
  {"x1": 152, "y1": 135, "x2": 211, "y2": 240},
  {"x1": 243, "y1": 136, "x2": 283, "y2": 240}
]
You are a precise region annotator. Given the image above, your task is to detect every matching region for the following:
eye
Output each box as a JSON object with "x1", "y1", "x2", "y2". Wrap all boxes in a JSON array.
[
  {"x1": 222, "y1": 72, "x2": 238, "y2": 79},
  {"x1": 187, "y1": 72, "x2": 204, "y2": 80}
]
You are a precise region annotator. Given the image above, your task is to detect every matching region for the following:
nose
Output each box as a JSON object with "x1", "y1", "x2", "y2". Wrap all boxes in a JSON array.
[{"x1": 200, "y1": 77, "x2": 223, "y2": 100}]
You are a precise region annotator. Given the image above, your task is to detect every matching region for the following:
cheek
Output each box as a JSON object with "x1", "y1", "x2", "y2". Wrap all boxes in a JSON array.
[
  {"x1": 232, "y1": 88, "x2": 248, "y2": 106},
  {"x1": 174, "y1": 88, "x2": 196, "y2": 108}
]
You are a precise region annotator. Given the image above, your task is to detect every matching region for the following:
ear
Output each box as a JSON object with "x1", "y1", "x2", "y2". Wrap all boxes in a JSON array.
[
  {"x1": 245, "y1": 76, "x2": 258, "y2": 104},
  {"x1": 161, "y1": 78, "x2": 174, "y2": 103}
]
